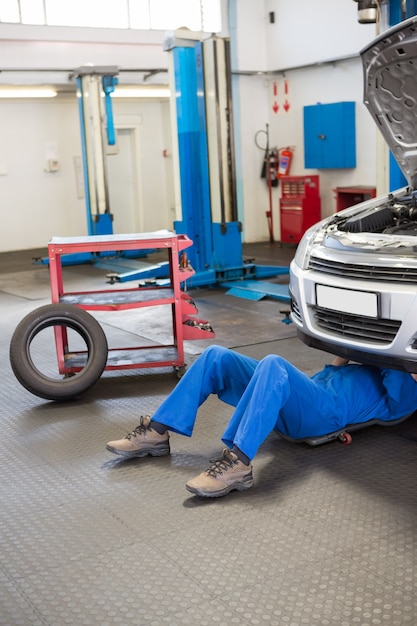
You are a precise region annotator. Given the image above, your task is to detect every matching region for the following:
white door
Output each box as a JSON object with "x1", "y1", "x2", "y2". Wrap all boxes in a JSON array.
[{"x1": 106, "y1": 127, "x2": 141, "y2": 234}]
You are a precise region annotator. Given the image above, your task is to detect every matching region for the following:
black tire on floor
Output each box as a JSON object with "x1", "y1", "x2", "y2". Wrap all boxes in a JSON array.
[{"x1": 9, "y1": 304, "x2": 108, "y2": 402}]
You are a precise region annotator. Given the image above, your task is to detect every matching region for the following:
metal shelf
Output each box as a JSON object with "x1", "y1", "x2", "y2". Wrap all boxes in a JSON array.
[{"x1": 48, "y1": 231, "x2": 215, "y2": 374}]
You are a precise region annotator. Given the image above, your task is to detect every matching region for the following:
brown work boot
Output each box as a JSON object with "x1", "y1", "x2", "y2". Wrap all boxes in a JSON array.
[
  {"x1": 186, "y1": 448, "x2": 254, "y2": 498},
  {"x1": 106, "y1": 416, "x2": 170, "y2": 458}
]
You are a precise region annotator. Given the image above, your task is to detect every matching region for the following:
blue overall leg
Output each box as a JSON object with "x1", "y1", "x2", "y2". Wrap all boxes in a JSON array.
[
  {"x1": 220, "y1": 354, "x2": 330, "y2": 459},
  {"x1": 221, "y1": 355, "x2": 389, "y2": 459},
  {"x1": 154, "y1": 348, "x2": 331, "y2": 458},
  {"x1": 152, "y1": 345, "x2": 258, "y2": 436},
  {"x1": 153, "y1": 346, "x2": 390, "y2": 462}
]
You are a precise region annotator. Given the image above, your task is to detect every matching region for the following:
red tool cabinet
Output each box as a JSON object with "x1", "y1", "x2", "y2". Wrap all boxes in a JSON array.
[
  {"x1": 48, "y1": 231, "x2": 214, "y2": 376},
  {"x1": 279, "y1": 175, "x2": 321, "y2": 244},
  {"x1": 333, "y1": 185, "x2": 376, "y2": 212}
]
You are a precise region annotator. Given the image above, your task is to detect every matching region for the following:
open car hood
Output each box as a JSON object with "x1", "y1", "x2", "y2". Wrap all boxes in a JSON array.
[{"x1": 361, "y1": 16, "x2": 417, "y2": 189}]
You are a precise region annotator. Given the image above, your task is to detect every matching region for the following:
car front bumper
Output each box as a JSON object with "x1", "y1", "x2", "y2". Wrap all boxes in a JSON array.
[{"x1": 289, "y1": 258, "x2": 417, "y2": 373}]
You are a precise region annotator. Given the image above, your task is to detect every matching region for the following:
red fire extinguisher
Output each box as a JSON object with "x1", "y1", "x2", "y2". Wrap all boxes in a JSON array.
[{"x1": 278, "y1": 147, "x2": 294, "y2": 178}]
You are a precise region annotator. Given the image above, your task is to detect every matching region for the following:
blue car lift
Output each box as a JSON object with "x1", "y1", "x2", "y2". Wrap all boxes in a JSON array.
[
  {"x1": 109, "y1": 33, "x2": 289, "y2": 302},
  {"x1": 40, "y1": 65, "x2": 151, "y2": 267}
]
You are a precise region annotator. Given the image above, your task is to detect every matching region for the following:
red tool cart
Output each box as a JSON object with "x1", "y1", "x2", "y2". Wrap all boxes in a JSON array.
[
  {"x1": 279, "y1": 175, "x2": 321, "y2": 244},
  {"x1": 9, "y1": 231, "x2": 215, "y2": 402},
  {"x1": 49, "y1": 231, "x2": 214, "y2": 371}
]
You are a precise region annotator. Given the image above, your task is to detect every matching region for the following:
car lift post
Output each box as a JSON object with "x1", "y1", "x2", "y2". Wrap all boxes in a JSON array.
[
  {"x1": 39, "y1": 66, "x2": 151, "y2": 267},
  {"x1": 112, "y1": 31, "x2": 289, "y2": 300},
  {"x1": 167, "y1": 31, "x2": 288, "y2": 289},
  {"x1": 38, "y1": 66, "x2": 119, "y2": 266},
  {"x1": 75, "y1": 66, "x2": 118, "y2": 238},
  {"x1": 64, "y1": 67, "x2": 118, "y2": 264}
]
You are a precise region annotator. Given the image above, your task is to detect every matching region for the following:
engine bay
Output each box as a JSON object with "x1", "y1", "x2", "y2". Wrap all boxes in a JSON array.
[{"x1": 336, "y1": 192, "x2": 417, "y2": 236}]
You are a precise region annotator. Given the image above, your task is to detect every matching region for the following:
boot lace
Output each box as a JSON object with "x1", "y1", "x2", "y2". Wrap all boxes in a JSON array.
[
  {"x1": 206, "y1": 450, "x2": 237, "y2": 477},
  {"x1": 124, "y1": 416, "x2": 150, "y2": 440}
]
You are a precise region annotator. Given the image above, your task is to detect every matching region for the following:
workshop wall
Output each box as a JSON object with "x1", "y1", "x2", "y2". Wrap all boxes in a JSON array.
[
  {"x1": 0, "y1": 0, "x2": 387, "y2": 251},
  {"x1": 266, "y1": 0, "x2": 376, "y2": 69},
  {"x1": 0, "y1": 96, "x2": 174, "y2": 252},
  {"x1": 0, "y1": 98, "x2": 83, "y2": 251},
  {"x1": 232, "y1": 0, "x2": 381, "y2": 242},
  {"x1": 0, "y1": 22, "x2": 175, "y2": 253}
]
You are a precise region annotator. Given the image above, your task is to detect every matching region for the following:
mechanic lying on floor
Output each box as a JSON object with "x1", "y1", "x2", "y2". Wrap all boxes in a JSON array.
[{"x1": 106, "y1": 345, "x2": 417, "y2": 498}]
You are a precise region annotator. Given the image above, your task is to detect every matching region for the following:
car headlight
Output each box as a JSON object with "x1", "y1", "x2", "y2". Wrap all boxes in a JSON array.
[{"x1": 293, "y1": 219, "x2": 327, "y2": 270}]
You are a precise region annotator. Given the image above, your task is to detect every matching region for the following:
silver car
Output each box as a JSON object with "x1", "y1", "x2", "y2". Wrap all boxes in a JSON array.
[{"x1": 290, "y1": 16, "x2": 417, "y2": 373}]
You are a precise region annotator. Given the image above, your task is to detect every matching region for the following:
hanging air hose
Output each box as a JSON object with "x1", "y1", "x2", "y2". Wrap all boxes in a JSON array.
[{"x1": 255, "y1": 124, "x2": 278, "y2": 243}]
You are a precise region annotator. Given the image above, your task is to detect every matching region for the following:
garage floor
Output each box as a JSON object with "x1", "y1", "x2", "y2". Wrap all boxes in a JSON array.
[{"x1": 1, "y1": 242, "x2": 417, "y2": 626}]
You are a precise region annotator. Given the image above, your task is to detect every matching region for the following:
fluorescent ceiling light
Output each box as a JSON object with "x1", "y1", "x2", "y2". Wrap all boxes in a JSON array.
[
  {"x1": 0, "y1": 87, "x2": 58, "y2": 98},
  {"x1": 111, "y1": 86, "x2": 171, "y2": 98}
]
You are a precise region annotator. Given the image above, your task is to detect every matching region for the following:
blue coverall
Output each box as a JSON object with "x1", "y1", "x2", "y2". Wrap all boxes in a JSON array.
[{"x1": 152, "y1": 345, "x2": 417, "y2": 460}]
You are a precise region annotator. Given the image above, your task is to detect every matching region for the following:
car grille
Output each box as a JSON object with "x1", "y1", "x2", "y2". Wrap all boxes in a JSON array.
[
  {"x1": 309, "y1": 257, "x2": 417, "y2": 283},
  {"x1": 290, "y1": 297, "x2": 303, "y2": 324},
  {"x1": 313, "y1": 308, "x2": 401, "y2": 344}
]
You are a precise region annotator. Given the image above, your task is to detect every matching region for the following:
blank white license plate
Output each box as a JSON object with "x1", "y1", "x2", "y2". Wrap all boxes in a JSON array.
[{"x1": 316, "y1": 284, "x2": 378, "y2": 318}]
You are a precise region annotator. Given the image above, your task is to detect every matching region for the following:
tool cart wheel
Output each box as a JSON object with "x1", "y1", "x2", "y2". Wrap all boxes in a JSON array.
[
  {"x1": 174, "y1": 365, "x2": 187, "y2": 380},
  {"x1": 9, "y1": 304, "x2": 108, "y2": 401},
  {"x1": 338, "y1": 432, "x2": 352, "y2": 445}
]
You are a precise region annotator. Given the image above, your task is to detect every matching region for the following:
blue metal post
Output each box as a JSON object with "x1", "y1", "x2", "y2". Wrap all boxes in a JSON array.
[
  {"x1": 172, "y1": 43, "x2": 213, "y2": 274},
  {"x1": 389, "y1": 0, "x2": 417, "y2": 23},
  {"x1": 388, "y1": 0, "x2": 417, "y2": 190},
  {"x1": 76, "y1": 76, "x2": 94, "y2": 237},
  {"x1": 102, "y1": 75, "x2": 118, "y2": 146}
]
